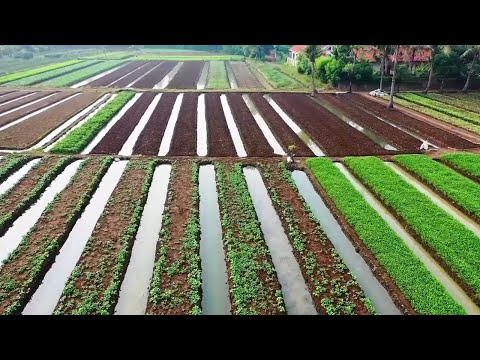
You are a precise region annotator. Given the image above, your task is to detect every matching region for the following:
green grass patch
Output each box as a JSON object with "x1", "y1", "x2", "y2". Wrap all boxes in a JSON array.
[
  {"x1": 0, "y1": 60, "x2": 82, "y2": 85},
  {"x1": 344, "y1": 156, "x2": 480, "y2": 302},
  {"x1": 248, "y1": 60, "x2": 304, "y2": 89},
  {"x1": 421, "y1": 93, "x2": 480, "y2": 114},
  {"x1": 441, "y1": 152, "x2": 480, "y2": 181},
  {"x1": 394, "y1": 154, "x2": 480, "y2": 221},
  {"x1": 50, "y1": 91, "x2": 135, "y2": 154},
  {"x1": 206, "y1": 61, "x2": 229, "y2": 89}
]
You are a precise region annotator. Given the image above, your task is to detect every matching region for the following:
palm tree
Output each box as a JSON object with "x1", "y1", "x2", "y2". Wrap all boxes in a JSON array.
[
  {"x1": 305, "y1": 45, "x2": 320, "y2": 96},
  {"x1": 388, "y1": 45, "x2": 400, "y2": 109},
  {"x1": 375, "y1": 45, "x2": 392, "y2": 91},
  {"x1": 405, "y1": 45, "x2": 424, "y2": 74},
  {"x1": 423, "y1": 45, "x2": 450, "y2": 93},
  {"x1": 461, "y1": 45, "x2": 480, "y2": 92}
]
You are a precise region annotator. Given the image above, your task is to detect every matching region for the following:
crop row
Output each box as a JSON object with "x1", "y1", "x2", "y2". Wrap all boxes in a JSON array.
[
  {"x1": 215, "y1": 162, "x2": 285, "y2": 314},
  {"x1": 419, "y1": 93, "x2": 480, "y2": 114},
  {"x1": 393, "y1": 154, "x2": 480, "y2": 221},
  {"x1": 0, "y1": 154, "x2": 32, "y2": 183},
  {"x1": 386, "y1": 95, "x2": 480, "y2": 135},
  {"x1": 249, "y1": 60, "x2": 303, "y2": 89},
  {"x1": 440, "y1": 152, "x2": 480, "y2": 183},
  {"x1": 84, "y1": 52, "x2": 136, "y2": 60},
  {"x1": 50, "y1": 91, "x2": 135, "y2": 154},
  {"x1": 344, "y1": 156, "x2": 480, "y2": 301},
  {"x1": 261, "y1": 161, "x2": 375, "y2": 314},
  {"x1": 0, "y1": 60, "x2": 82, "y2": 85},
  {"x1": 206, "y1": 61, "x2": 230, "y2": 89},
  {"x1": 6, "y1": 61, "x2": 101, "y2": 86},
  {"x1": 0, "y1": 157, "x2": 113, "y2": 314},
  {"x1": 41, "y1": 60, "x2": 129, "y2": 87}
]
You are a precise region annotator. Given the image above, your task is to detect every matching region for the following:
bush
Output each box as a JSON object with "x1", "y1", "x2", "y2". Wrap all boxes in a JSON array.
[
  {"x1": 326, "y1": 58, "x2": 347, "y2": 86},
  {"x1": 315, "y1": 56, "x2": 332, "y2": 83},
  {"x1": 343, "y1": 61, "x2": 374, "y2": 83},
  {"x1": 296, "y1": 53, "x2": 310, "y2": 75}
]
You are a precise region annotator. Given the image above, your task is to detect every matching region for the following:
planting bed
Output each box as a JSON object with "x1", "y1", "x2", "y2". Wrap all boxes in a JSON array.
[
  {"x1": 168, "y1": 93, "x2": 198, "y2": 156},
  {"x1": 167, "y1": 61, "x2": 205, "y2": 89},
  {"x1": 86, "y1": 61, "x2": 148, "y2": 87},
  {"x1": 111, "y1": 61, "x2": 161, "y2": 88},
  {"x1": 132, "y1": 61, "x2": 178, "y2": 89},
  {"x1": 0, "y1": 91, "x2": 56, "y2": 115},
  {"x1": 0, "y1": 93, "x2": 100, "y2": 149},
  {"x1": 0, "y1": 91, "x2": 34, "y2": 105},
  {"x1": 204, "y1": 93, "x2": 236, "y2": 157},
  {"x1": 229, "y1": 62, "x2": 264, "y2": 88},
  {"x1": 345, "y1": 93, "x2": 477, "y2": 149},
  {"x1": 440, "y1": 152, "x2": 480, "y2": 183}
]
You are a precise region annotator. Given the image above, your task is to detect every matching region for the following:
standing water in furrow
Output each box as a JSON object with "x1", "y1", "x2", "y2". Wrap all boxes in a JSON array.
[
  {"x1": 0, "y1": 159, "x2": 40, "y2": 197},
  {"x1": 197, "y1": 94, "x2": 208, "y2": 156},
  {"x1": 154, "y1": 62, "x2": 184, "y2": 89},
  {"x1": 22, "y1": 160, "x2": 128, "y2": 315},
  {"x1": 197, "y1": 63, "x2": 209, "y2": 90},
  {"x1": 158, "y1": 94, "x2": 184, "y2": 156},
  {"x1": 114, "y1": 164, "x2": 171, "y2": 315},
  {"x1": 0, "y1": 160, "x2": 83, "y2": 265},
  {"x1": 220, "y1": 94, "x2": 247, "y2": 157},
  {"x1": 225, "y1": 62, "x2": 238, "y2": 89},
  {"x1": 291, "y1": 170, "x2": 401, "y2": 315},
  {"x1": 199, "y1": 165, "x2": 230, "y2": 315},
  {"x1": 243, "y1": 167, "x2": 317, "y2": 315}
]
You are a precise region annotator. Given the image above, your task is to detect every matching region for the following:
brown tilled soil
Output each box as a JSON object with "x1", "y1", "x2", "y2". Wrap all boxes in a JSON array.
[
  {"x1": 0, "y1": 91, "x2": 57, "y2": 114},
  {"x1": 167, "y1": 61, "x2": 205, "y2": 89},
  {"x1": 0, "y1": 91, "x2": 33, "y2": 105},
  {"x1": 271, "y1": 93, "x2": 393, "y2": 157},
  {"x1": 132, "y1": 93, "x2": 178, "y2": 155},
  {"x1": 86, "y1": 61, "x2": 148, "y2": 87},
  {"x1": 0, "y1": 92, "x2": 75, "y2": 128},
  {"x1": 92, "y1": 92, "x2": 157, "y2": 154},
  {"x1": 229, "y1": 61, "x2": 264, "y2": 88},
  {"x1": 0, "y1": 157, "x2": 66, "y2": 234},
  {"x1": 0, "y1": 157, "x2": 109, "y2": 314},
  {"x1": 146, "y1": 161, "x2": 195, "y2": 315},
  {"x1": 249, "y1": 93, "x2": 313, "y2": 157},
  {"x1": 0, "y1": 93, "x2": 101, "y2": 149},
  {"x1": 168, "y1": 93, "x2": 198, "y2": 156},
  {"x1": 345, "y1": 93, "x2": 477, "y2": 149},
  {"x1": 317, "y1": 93, "x2": 422, "y2": 152},
  {"x1": 111, "y1": 61, "x2": 161, "y2": 88},
  {"x1": 132, "y1": 61, "x2": 178, "y2": 89},
  {"x1": 54, "y1": 160, "x2": 151, "y2": 315},
  {"x1": 205, "y1": 93, "x2": 236, "y2": 156},
  {"x1": 259, "y1": 162, "x2": 372, "y2": 314},
  {"x1": 226, "y1": 93, "x2": 275, "y2": 157}
]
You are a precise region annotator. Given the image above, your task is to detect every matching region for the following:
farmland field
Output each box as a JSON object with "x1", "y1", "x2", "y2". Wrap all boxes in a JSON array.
[{"x1": 1, "y1": 50, "x2": 480, "y2": 316}]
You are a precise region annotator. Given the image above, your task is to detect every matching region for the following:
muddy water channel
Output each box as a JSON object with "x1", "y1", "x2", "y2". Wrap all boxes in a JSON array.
[
  {"x1": 115, "y1": 164, "x2": 171, "y2": 315},
  {"x1": 225, "y1": 63, "x2": 238, "y2": 89},
  {"x1": 220, "y1": 95, "x2": 247, "y2": 157},
  {"x1": 335, "y1": 163, "x2": 480, "y2": 314},
  {"x1": 243, "y1": 167, "x2": 317, "y2": 315},
  {"x1": 154, "y1": 62, "x2": 184, "y2": 89},
  {"x1": 158, "y1": 94, "x2": 184, "y2": 156},
  {"x1": 197, "y1": 63, "x2": 209, "y2": 90},
  {"x1": 0, "y1": 159, "x2": 40, "y2": 197},
  {"x1": 314, "y1": 96, "x2": 397, "y2": 151},
  {"x1": 199, "y1": 165, "x2": 230, "y2": 314},
  {"x1": 197, "y1": 94, "x2": 208, "y2": 156},
  {"x1": 386, "y1": 162, "x2": 480, "y2": 238},
  {"x1": 291, "y1": 170, "x2": 401, "y2": 315},
  {"x1": 22, "y1": 160, "x2": 128, "y2": 315},
  {"x1": 0, "y1": 160, "x2": 83, "y2": 266},
  {"x1": 264, "y1": 95, "x2": 324, "y2": 156}
]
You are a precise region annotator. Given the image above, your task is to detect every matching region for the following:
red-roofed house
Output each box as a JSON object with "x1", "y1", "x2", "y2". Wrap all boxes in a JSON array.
[{"x1": 288, "y1": 45, "x2": 307, "y2": 66}]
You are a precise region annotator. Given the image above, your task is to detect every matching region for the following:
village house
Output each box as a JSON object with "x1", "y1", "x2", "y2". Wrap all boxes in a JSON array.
[{"x1": 287, "y1": 45, "x2": 334, "y2": 66}]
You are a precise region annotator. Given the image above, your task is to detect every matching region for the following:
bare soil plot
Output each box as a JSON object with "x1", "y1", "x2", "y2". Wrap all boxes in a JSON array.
[
  {"x1": 317, "y1": 93, "x2": 422, "y2": 152},
  {"x1": 249, "y1": 94, "x2": 313, "y2": 157},
  {"x1": 345, "y1": 93, "x2": 477, "y2": 149},
  {"x1": 86, "y1": 61, "x2": 148, "y2": 87},
  {"x1": 111, "y1": 61, "x2": 162, "y2": 88},
  {"x1": 169, "y1": 93, "x2": 198, "y2": 156},
  {"x1": 0, "y1": 91, "x2": 33, "y2": 105},
  {"x1": 132, "y1": 93, "x2": 177, "y2": 155},
  {"x1": 0, "y1": 92, "x2": 74, "y2": 128},
  {"x1": 0, "y1": 93, "x2": 101, "y2": 149},
  {"x1": 271, "y1": 93, "x2": 392, "y2": 157},
  {"x1": 229, "y1": 61, "x2": 264, "y2": 88},
  {"x1": 131, "y1": 61, "x2": 178, "y2": 89},
  {"x1": 204, "y1": 93, "x2": 236, "y2": 156},
  {"x1": 166, "y1": 61, "x2": 205, "y2": 89},
  {"x1": 226, "y1": 93, "x2": 275, "y2": 157},
  {"x1": 92, "y1": 92, "x2": 157, "y2": 154},
  {"x1": 0, "y1": 91, "x2": 56, "y2": 114}
]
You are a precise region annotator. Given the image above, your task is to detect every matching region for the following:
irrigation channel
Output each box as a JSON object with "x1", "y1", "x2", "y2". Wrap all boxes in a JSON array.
[
  {"x1": 313, "y1": 97, "x2": 397, "y2": 151},
  {"x1": 264, "y1": 95, "x2": 324, "y2": 156},
  {"x1": 71, "y1": 64, "x2": 127, "y2": 88},
  {"x1": 225, "y1": 63, "x2": 238, "y2": 89},
  {"x1": 0, "y1": 159, "x2": 40, "y2": 197},
  {"x1": 107, "y1": 63, "x2": 149, "y2": 87},
  {"x1": 158, "y1": 94, "x2": 183, "y2": 156},
  {"x1": 197, "y1": 94, "x2": 208, "y2": 156},
  {"x1": 0, "y1": 93, "x2": 56, "y2": 118},
  {"x1": 220, "y1": 95, "x2": 247, "y2": 157},
  {"x1": 154, "y1": 62, "x2": 183, "y2": 89},
  {"x1": 244, "y1": 167, "x2": 317, "y2": 315},
  {"x1": 197, "y1": 63, "x2": 209, "y2": 90},
  {"x1": 199, "y1": 165, "x2": 231, "y2": 314},
  {"x1": 128, "y1": 62, "x2": 163, "y2": 88},
  {"x1": 335, "y1": 163, "x2": 480, "y2": 314},
  {"x1": 23, "y1": 160, "x2": 128, "y2": 315},
  {"x1": 119, "y1": 94, "x2": 162, "y2": 156},
  {"x1": 291, "y1": 170, "x2": 400, "y2": 315},
  {"x1": 386, "y1": 162, "x2": 480, "y2": 238},
  {"x1": 81, "y1": 93, "x2": 141, "y2": 154},
  {"x1": 243, "y1": 95, "x2": 286, "y2": 155},
  {"x1": 115, "y1": 164, "x2": 171, "y2": 315},
  {"x1": 0, "y1": 92, "x2": 36, "y2": 107},
  {"x1": 0, "y1": 160, "x2": 83, "y2": 266}
]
